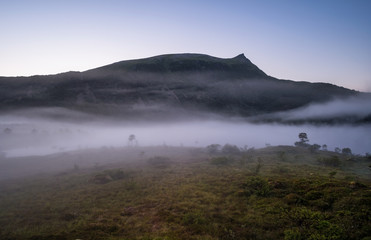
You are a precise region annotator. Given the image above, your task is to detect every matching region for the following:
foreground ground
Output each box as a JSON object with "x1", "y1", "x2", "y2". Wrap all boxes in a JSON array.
[{"x1": 0, "y1": 145, "x2": 370, "y2": 240}]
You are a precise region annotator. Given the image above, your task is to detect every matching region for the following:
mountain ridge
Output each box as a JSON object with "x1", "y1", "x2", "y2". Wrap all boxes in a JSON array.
[
  {"x1": 0, "y1": 53, "x2": 368, "y2": 123},
  {"x1": 86, "y1": 53, "x2": 268, "y2": 79}
]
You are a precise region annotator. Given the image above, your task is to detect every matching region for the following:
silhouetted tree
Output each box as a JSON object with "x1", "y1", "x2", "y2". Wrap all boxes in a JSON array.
[
  {"x1": 322, "y1": 144, "x2": 328, "y2": 151},
  {"x1": 295, "y1": 132, "x2": 310, "y2": 147},
  {"x1": 299, "y1": 132, "x2": 308, "y2": 143},
  {"x1": 342, "y1": 147, "x2": 352, "y2": 156},
  {"x1": 221, "y1": 144, "x2": 240, "y2": 154},
  {"x1": 206, "y1": 144, "x2": 221, "y2": 154},
  {"x1": 128, "y1": 134, "x2": 138, "y2": 147},
  {"x1": 335, "y1": 147, "x2": 341, "y2": 153},
  {"x1": 309, "y1": 144, "x2": 321, "y2": 153}
]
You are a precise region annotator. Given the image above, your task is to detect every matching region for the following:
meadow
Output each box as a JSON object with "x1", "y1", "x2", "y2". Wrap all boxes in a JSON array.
[{"x1": 0, "y1": 145, "x2": 370, "y2": 240}]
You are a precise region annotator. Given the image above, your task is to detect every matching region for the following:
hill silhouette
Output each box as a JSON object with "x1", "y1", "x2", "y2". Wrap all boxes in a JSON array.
[{"x1": 0, "y1": 53, "x2": 366, "y2": 122}]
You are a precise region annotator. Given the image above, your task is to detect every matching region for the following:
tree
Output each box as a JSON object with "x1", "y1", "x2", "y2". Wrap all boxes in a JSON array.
[
  {"x1": 335, "y1": 147, "x2": 341, "y2": 153},
  {"x1": 342, "y1": 147, "x2": 352, "y2": 156},
  {"x1": 128, "y1": 134, "x2": 138, "y2": 147},
  {"x1": 295, "y1": 132, "x2": 309, "y2": 147},
  {"x1": 309, "y1": 144, "x2": 321, "y2": 153},
  {"x1": 299, "y1": 133, "x2": 308, "y2": 143},
  {"x1": 322, "y1": 144, "x2": 328, "y2": 151},
  {"x1": 221, "y1": 144, "x2": 240, "y2": 154},
  {"x1": 206, "y1": 144, "x2": 221, "y2": 154}
]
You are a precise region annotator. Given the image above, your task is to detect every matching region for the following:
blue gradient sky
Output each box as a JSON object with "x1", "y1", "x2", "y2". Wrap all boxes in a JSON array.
[{"x1": 1, "y1": 0, "x2": 370, "y2": 91}]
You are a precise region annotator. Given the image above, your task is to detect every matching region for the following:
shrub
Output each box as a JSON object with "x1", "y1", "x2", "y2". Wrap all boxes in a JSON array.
[
  {"x1": 244, "y1": 176, "x2": 271, "y2": 197},
  {"x1": 221, "y1": 144, "x2": 240, "y2": 154},
  {"x1": 309, "y1": 144, "x2": 321, "y2": 153},
  {"x1": 285, "y1": 207, "x2": 343, "y2": 240},
  {"x1": 295, "y1": 141, "x2": 310, "y2": 147},
  {"x1": 206, "y1": 144, "x2": 221, "y2": 154},
  {"x1": 278, "y1": 151, "x2": 287, "y2": 161},
  {"x1": 305, "y1": 191, "x2": 324, "y2": 201},
  {"x1": 342, "y1": 148, "x2": 352, "y2": 156},
  {"x1": 254, "y1": 157, "x2": 263, "y2": 175},
  {"x1": 317, "y1": 156, "x2": 341, "y2": 167},
  {"x1": 210, "y1": 156, "x2": 231, "y2": 165},
  {"x1": 285, "y1": 193, "x2": 306, "y2": 205},
  {"x1": 284, "y1": 228, "x2": 302, "y2": 240}
]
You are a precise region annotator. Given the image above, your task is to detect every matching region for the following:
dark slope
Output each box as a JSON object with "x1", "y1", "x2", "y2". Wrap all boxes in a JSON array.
[
  {"x1": 0, "y1": 53, "x2": 361, "y2": 120},
  {"x1": 88, "y1": 53, "x2": 267, "y2": 78}
]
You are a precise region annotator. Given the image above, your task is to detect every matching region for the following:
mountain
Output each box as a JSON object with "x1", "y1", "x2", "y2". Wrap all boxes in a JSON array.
[
  {"x1": 89, "y1": 53, "x2": 267, "y2": 78},
  {"x1": 0, "y1": 53, "x2": 367, "y2": 122}
]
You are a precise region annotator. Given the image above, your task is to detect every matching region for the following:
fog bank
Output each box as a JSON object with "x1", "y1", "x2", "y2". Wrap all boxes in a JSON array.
[
  {"x1": 1, "y1": 110, "x2": 370, "y2": 157},
  {"x1": 270, "y1": 95, "x2": 371, "y2": 123}
]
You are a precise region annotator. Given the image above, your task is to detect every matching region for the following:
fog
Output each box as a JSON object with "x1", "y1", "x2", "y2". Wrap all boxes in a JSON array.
[
  {"x1": 269, "y1": 95, "x2": 371, "y2": 123},
  {"x1": 1, "y1": 108, "x2": 370, "y2": 159}
]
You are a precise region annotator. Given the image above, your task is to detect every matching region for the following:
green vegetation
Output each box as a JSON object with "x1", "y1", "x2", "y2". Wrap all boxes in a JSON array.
[{"x1": 0, "y1": 145, "x2": 370, "y2": 239}]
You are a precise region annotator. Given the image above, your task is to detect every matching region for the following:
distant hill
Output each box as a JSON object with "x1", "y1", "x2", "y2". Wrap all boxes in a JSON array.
[
  {"x1": 89, "y1": 53, "x2": 267, "y2": 78},
  {"x1": 0, "y1": 53, "x2": 367, "y2": 122}
]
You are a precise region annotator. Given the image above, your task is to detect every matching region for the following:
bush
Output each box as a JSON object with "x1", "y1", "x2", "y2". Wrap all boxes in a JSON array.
[
  {"x1": 254, "y1": 157, "x2": 263, "y2": 175},
  {"x1": 206, "y1": 144, "x2": 221, "y2": 154},
  {"x1": 305, "y1": 191, "x2": 324, "y2": 201},
  {"x1": 278, "y1": 151, "x2": 287, "y2": 161},
  {"x1": 295, "y1": 141, "x2": 310, "y2": 148},
  {"x1": 317, "y1": 156, "x2": 341, "y2": 167},
  {"x1": 285, "y1": 193, "x2": 307, "y2": 205},
  {"x1": 284, "y1": 228, "x2": 302, "y2": 240},
  {"x1": 309, "y1": 144, "x2": 321, "y2": 153},
  {"x1": 342, "y1": 148, "x2": 352, "y2": 156},
  {"x1": 210, "y1": 156, "x2": 231, "y2": 165},
  {"x1": 221, "y1": 144, "x2": 240, "y2": 154},
  {"x1": 244, "y1": 176, "x2": 271, "y2": 197},
  {"x1": 285, "y1": 207, "x2": 343, "y2": 240}
]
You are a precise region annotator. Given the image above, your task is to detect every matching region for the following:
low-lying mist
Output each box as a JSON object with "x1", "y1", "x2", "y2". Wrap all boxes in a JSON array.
[
  {"x1": 264, "y1": 95, "x2": 371, "y2": 124},
  {"x1": 1, "y1": 107, "x2": 370, "y2": 158}
]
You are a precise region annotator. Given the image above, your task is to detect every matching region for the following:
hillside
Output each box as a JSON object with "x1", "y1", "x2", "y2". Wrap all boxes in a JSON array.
[
  {"x1": 0, "y1": 53, "x2": 363, "y2": 121},
  {"x1": 0, "y1": 145, "x2": 370, "y2": 239}
]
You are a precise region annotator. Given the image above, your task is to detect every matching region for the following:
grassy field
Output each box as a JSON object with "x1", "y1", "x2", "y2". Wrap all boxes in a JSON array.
[{"x1": 0, "y1": 145, "x2": 370, "y2": 240}]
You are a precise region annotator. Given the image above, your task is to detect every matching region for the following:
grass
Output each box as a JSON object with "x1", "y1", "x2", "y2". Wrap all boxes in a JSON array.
[{"x1": 0, "y1": 145, "x2": 370, "y2": 239}]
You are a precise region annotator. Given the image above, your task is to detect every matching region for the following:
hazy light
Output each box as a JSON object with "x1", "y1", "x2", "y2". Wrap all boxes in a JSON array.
[{"x1": 0, "y1": 1, "x2": 370, "y2": 91}]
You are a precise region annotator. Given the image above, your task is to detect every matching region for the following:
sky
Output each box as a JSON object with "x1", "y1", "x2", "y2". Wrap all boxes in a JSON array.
[{"x1": 1, "y1": 0, "x2": 371, "y2": 92}]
